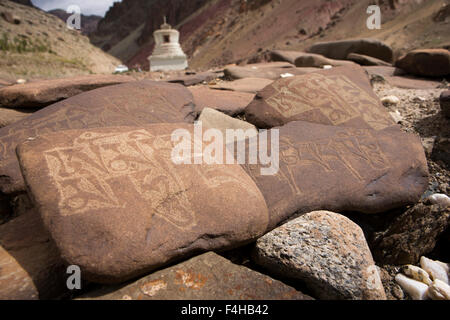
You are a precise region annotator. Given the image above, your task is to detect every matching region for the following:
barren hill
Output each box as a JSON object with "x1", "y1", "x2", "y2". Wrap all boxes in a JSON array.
[
  {"x1": 91, "y1": 0, "x2": 450, "y2": 70},
  {"x1": 0, "y1": 0, "x2": 121, "y2": 81}
]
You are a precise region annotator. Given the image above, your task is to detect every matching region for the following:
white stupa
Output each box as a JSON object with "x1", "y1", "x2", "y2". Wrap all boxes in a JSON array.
[{"x1": 148, "y1": 17, "x2": 188, "y2": 72}]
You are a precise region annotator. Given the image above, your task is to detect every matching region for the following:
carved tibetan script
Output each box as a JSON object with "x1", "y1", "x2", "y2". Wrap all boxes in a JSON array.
[{"x1": 265, "y1": 74, "x2": 393, "y2": 130}]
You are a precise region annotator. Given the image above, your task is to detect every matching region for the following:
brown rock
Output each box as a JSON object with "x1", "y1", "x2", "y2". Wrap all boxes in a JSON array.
[
  {"x1": 0, "y1": 107, "x2": 35, "y2": 128},
  {"x1": 347, "y1": 53, "x2": 392, "y2": 67},
  {"x1": 371, "y1": 201, "x2": 450, "y2": 265},
  {"x1": 253, "y1": 211, "x2": 386, "y2": 300},
  {"x1": 0, "y1": 74, "x2": 136, "y2": 108},
  {"x1": 307, "y1": 39, "x2": 393, "y2": 63},
  {"x1": 241, "y1": 121, "x2": 429, "y2": 230},
  {"x1": 80, "y1": 252, "x2": 311, "y2": 300},
  {"x1": 395, "y1": 49, "x2": 450, "y2": 77},
  {"x1": 167, "y1": 71, "x2": 219, "y2": 86},
  {"x1": 363, "y1": 66, "x2": 443, "y2": 89},
  {"x1": 294, "y1": 53, "x2": 357, "y2": 68},
  {"x1": 210, "y1": 78, "x2": 274, "y2": 94},
  {"x1": 245, "y1": 65, "x2": 396, "y2": 130},
  {"x1": 0, "y1": 80, "x2": 196, "y2": 196},
  {"x1": 440, "y1": 90, "x2": 450, "y2": 118},
  {"x1": 0, "y1": 208, "x2": 67, "y2": 300},
  {"x1": 225, "y1": 63, "x2": 319, "y2": 80},
  {"x1": 189, "y1": 85, "x2": 254, "y2": 116},
  {"x1": 17, "y1": 124, "x2": 269, "y2": 283},
  {"x1": 270, "y1": 50, "x2": 305, "y2": 64}
]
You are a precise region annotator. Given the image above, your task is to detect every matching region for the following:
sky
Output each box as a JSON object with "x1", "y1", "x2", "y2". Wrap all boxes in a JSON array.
[{"x1": 31, "y1": 0, "x2": 122, "y2": 17}]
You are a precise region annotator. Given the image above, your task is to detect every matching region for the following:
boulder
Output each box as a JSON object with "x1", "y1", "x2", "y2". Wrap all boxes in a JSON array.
[
  {"x1": 198, "y1": 108, "x2": 258, "y2": 140},
  {"x1": 395, "y1": 49, "x2": 450, "y2": 77},
  {"x1": 80, "y1": 252, "x2": 311, "y2": 300},
  {"x1": 16, "y1": 124, "x2": 269, "y2": 283},
  {"x1": 371, "y1": 201, "x2": 450, "y2": 265},
  {"x1": 0, "y1": 107, "x2": 35, "y2": 128},
  {"x1": 253, "y1": 211, "x2": 386, "y2": 300},
  {"x1": 294, "y1": 53, "x2": 357, "y2": 68},
  {"x1": 0, "y1": 208, "x2": 67, "y2": 300},
  {"x1": 188, "y1": 85, "x2": 254, "y2": 117},
  {"x1": 307, "y1": 39, "x2": 393, "y2": 63},
  {"x1": 270, "y1": 50, "x2": 305, "y2": 64},
  {"x1": 245, "y1": 65, "x2": 396, "y2": 130},
  {"x1": 0, "y1": 75, "x2": 136, "y2": 109},
  {"x1": 347, "y1": 53, "x2": 392, "y2": 67},
  {"x1": 440, "y1": 90, "x2": 450, "y2": 118},
  {"x1": 0, "y1": 80, "x2": 196, "y2": 196},
  {"x1": 210, "y1": 78, "x2": 274, "y2": 94},
  {"x1": 240, "y1": 121, "x2": 429, "y2": 229},
  {"x1": 224, "y1": 63, "x2": 319, "y2": 80},
  {"x1": 167, "y1": 71, "x2": 219, "y2": 86}
]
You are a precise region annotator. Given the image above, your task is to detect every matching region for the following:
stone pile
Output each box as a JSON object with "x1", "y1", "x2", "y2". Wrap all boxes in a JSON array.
[{"x1": 1, "y1": 42, "x2": 448, "y2": 300}]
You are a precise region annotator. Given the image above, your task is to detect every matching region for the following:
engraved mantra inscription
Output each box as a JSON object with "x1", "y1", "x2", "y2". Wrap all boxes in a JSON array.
[
  {"x1": 43, "y1": 130, "x2": 256, "y2": 230},
  {"x1": 265, "y1": 74, "x2": 393, "y2": 130},
  {"x1": 246, "y1": 129, "x2": 390, "y2": 197},
  {"x1": 0, "y1": 89, "x2": 184, "y2": 161}
]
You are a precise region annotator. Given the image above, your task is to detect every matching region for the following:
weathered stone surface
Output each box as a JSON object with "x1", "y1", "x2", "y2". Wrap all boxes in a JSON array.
[
  {"x1": 371, "y1": 201, "x2": 450, "y2": 265},
  {"x1": 198, "y1": 108, "x2": 258, "y2": 140},
  {"x1": 0, "y1": 208, "x2": 67, "y2": 300},
  {"x1": 363, "y1": 66, "x2": 443, "y2": 89},
  {"x1": 0, "y1": 107, "x2": 35, "y2": 128},
  {"x1": 347, "y1": 53, "x2": 392, "y2": 67},
  {"x1": 210, "y1": 78, "x2": 274, "y2": 93},
  {"x1": 241, "y1": 121, "x2": 429, "y2": 229},
  {"x1": 294, "y1": 53, "x2": 357, "y2": 68},
  {"x1": 253, "y1": 211, "x2": 386, "y2": 300},
  {"x1": 225, "y1": 63, "x2": 319, "y2": 80},
  {"x1": 307, "y1": 39, "x2": 393, "y2": 63},
  {"x1": 245, "y1": 65, "x2": 396, "y2": 130},
  {"x1": 17, "y1": 124, "x2": 269, "y2": 283},
  {"x1": 188, "y1": 85, "x2": 254, "y2": 117},
  {"x1": 270, "y1": 50, "x2": 305, "y2": 64},
  {"x1": 167, "y1": 71, "x2": 219, "y2": 86},
  {"x1": 395, "y1": 49, "x2": 450, "y2": 77},
  {"x1": 0, "y1": 80, "x2": 196, "y2": 196},
  {"x1": 80, "y1": 252, "x2": 311, "y2": 300},
  {"x1": 440, "y1": 90, "x2": 450, "y2": 118},
  {"x1": 0, "y1": 75, "x2": 136, "y2": 108}
]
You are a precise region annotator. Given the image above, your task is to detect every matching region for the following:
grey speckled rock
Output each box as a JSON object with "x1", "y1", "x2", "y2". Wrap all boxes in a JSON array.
[{"x1": 253, "y1": 211, "x2": 387, "y2": 300}]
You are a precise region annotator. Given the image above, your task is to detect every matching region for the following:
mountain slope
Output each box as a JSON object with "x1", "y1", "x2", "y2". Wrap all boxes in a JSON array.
[
  {"x1": 0, "y1": 0, "x2": 121, "y2": 81},
  {"x1": 93, "y1": 0, "x2": 450, "y2": 71}
]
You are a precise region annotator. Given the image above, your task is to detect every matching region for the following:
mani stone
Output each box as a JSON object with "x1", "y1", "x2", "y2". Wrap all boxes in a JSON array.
[
  {"x1": 0, "y1": 207, "x2": 67, "y2": 300},
  {"x1": 244, "y1": 65, "x2": 396, "y2": 130},
  {"x1": 253, "y1": 211, "x2": 386, "y2": 300},
  {"x1": 16, "y1": 124, "x2": 269, "y2": 283},
  {"x1": 80, "y1": 252, "x2": 312, "y2": 300},
  {"x1": 0, "y1": 80, "x2": 196, "y2": 196},
  {"x1": 307, "y1": 39, "x2": 393, "y2": 63},
  {"x1": 0, "y1": 74, "x2": 135, "y2": 109},
  {"x1": 148, "y1": 18, "x2": 188, "y2": 72},
  {"x1": 188, "y1": 85, "x2": 254, "y2": 117},
  {"x1": 395, "y1": 49, "x2": 450, "y2": 77},
  {"x1": 240, "y1": 121, "x2": 429, "y2": 230}
]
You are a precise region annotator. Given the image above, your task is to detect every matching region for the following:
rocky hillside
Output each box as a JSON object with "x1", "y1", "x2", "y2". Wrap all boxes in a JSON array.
[
  {"x1": 48, "y1": 9, "x2": 102, "y2": 35},
  {"x1": 91, "y1": 0, "x2": 450, "y2": 70},
  {"x1": 0, "y1": 0, "x2": 121, "y2": 81}
]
